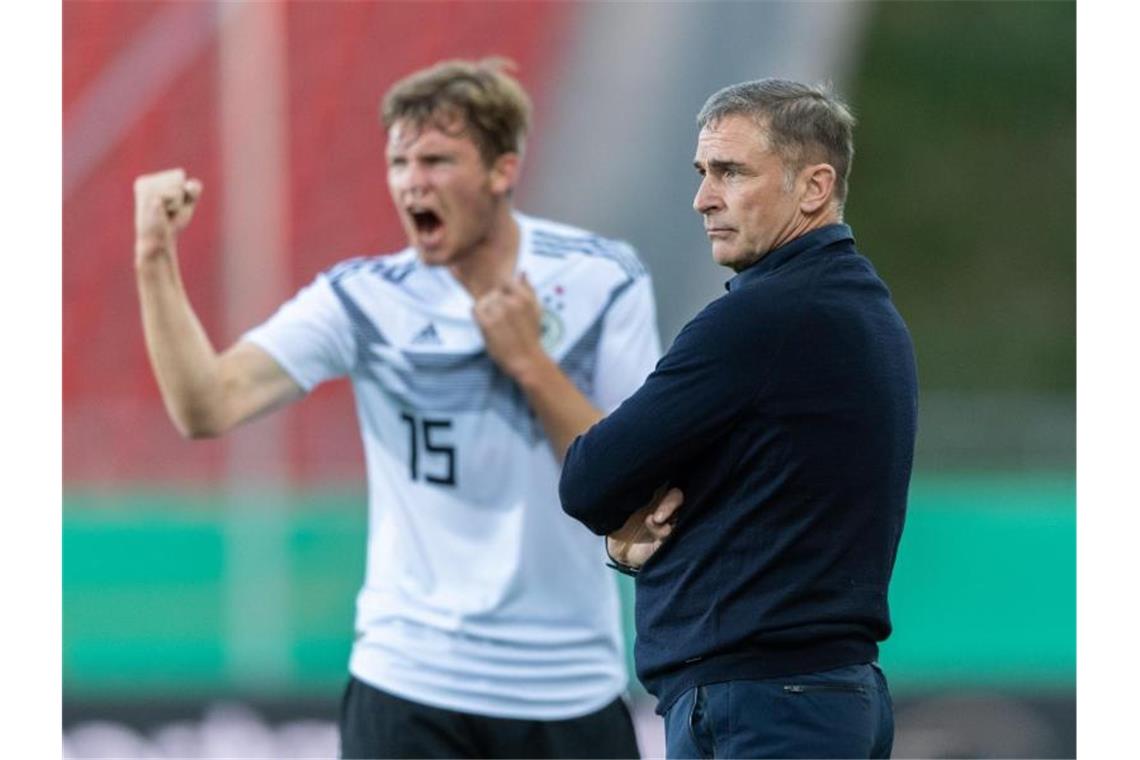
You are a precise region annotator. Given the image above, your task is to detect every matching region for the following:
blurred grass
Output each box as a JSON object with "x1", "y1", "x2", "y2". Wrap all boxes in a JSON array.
[
  {"x1": 63, "y1": 475, "x2": 1074, "y2": 699},
  {"x1": 883, "y1": 473, "x2": 1075, "y2": 691}
]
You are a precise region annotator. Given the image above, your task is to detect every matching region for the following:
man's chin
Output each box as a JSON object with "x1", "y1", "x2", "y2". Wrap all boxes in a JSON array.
[
  {"x1": 711, "y1": 244, "x2": 739, "y2": 268},
  {"x1": 712, "y1": 244, "x2": 763, "y2": 272},
  {"x1": 415, "y1": 244, "x2": 453, "y2": 266}
]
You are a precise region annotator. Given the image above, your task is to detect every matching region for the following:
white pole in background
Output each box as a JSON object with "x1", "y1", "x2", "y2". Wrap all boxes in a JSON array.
[{"x1": 217, "y1": 0, "x2": 293, "y2": 692}]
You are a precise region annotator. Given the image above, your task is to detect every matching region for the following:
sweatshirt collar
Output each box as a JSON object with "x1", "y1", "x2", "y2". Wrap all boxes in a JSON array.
[{"x1": 726, "y1": 223, "x2": 854, "y2": 292}]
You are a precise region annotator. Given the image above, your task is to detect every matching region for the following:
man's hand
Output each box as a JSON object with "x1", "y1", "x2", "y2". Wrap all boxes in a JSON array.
[
  {"x1": 134, "y1": 168, "x2": 203, "y2": 265},
  {"x1": 607, "y1": 486, "x2": 684, "y2": 570},
  {"x1": 473, "y1": 273, "x2": 547, "y2": 380}
]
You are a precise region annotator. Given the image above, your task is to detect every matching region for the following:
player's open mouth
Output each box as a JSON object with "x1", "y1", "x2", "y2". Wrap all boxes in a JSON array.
[
  {"x1": 404, "y1": 205, "x2": 445, "y2": 250},
  {"x1": 409, "y1": 208, "x2": 445, "y2": 249},
  {"x1": 411, "y1": 209, "x2": 442, "y2": 234}
]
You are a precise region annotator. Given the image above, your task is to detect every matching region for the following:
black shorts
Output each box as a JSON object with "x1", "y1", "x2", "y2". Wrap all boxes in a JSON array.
[{"x1": 339, "y1": 675, "x2": 641, "y2": 759}]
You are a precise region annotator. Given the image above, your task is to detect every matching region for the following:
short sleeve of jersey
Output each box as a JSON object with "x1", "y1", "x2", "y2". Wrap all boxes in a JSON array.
[
  {"x1": 241, "y1": 273, "x2": 356, "y2": 392},
  {"x1": 593, "y1": 271, "x2": 661, "y2": 413}
]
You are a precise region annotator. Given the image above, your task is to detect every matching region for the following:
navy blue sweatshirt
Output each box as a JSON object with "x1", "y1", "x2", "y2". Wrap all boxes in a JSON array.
[{"x1": 560, "y1": 224, "x2": 917, "y2": 714}]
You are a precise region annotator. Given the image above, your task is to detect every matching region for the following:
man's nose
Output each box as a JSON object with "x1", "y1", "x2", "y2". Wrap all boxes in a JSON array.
[
  {"x1": 394, "y1": 163, "x2": 430, "y2": 197},
  {"x1": 693, "y1": 177, "x2": 722, "y2": 215}
]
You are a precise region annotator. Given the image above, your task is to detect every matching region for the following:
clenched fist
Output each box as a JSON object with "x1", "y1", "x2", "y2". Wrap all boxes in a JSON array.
[
  {"x1": 473, "y1": 274, "x2": 545, "y2": 380},
  {"x1": 133, "y1": 168, "x2": 203, "y2": 264}
]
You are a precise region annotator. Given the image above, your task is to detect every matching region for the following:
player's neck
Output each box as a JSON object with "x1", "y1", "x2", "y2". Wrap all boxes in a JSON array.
[{"x1": 449, "y1": 205, "x2": 520, "y2": 300}]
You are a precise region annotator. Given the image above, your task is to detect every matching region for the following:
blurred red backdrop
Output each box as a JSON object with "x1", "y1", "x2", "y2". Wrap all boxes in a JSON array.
[{"x1": 64, "y1": 1, "x2": 574, "y2": 488}]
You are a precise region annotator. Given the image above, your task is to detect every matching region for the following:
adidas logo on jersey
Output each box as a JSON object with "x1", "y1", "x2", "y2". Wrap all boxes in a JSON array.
[{"x1": 411, "y1": 322, "x2": 442, "y2": 345}]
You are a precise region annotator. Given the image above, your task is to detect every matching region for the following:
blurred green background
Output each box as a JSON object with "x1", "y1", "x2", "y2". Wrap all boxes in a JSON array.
[{"x1": 65, "y1": 474, "x2": 1075, "y2": 699}]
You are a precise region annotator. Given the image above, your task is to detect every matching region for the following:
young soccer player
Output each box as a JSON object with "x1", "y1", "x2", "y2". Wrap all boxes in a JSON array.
[{"x1": 134, "y1": 59, "x2": 660, "y2": 758}]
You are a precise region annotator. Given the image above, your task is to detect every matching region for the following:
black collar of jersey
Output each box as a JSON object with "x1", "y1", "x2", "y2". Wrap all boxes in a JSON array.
[{"x1": 725, "y1": 223, "x2": 855, "y2": 292}]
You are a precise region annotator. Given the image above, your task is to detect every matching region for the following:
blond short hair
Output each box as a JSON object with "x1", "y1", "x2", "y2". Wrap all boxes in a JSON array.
[{"x1": 381, "y1": 57, "x2": 532, "y2": 166}]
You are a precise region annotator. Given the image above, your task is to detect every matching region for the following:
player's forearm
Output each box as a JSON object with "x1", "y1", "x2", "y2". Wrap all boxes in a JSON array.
[
  {"x1": 136, "y1": 248, "x2": 229, "y2": 437},
  {"x1": 513, "y1": 354, "x2": 604, "y2": 461}
]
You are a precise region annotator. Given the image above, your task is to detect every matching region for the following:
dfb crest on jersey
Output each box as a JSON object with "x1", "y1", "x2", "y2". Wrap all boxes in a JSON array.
[{"x1": 540, "y1": 309, "x2": 564, "y2": 352}]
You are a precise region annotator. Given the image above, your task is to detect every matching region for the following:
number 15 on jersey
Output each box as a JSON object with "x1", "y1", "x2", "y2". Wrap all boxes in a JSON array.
[{"x1": 400, "y1": 412, "x2": 456, "y2": 486}]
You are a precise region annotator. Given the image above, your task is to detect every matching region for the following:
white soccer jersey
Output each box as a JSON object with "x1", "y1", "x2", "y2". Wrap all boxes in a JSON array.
[{"x1": 243, "y1": 213, "x2": 661, "y2": 720}]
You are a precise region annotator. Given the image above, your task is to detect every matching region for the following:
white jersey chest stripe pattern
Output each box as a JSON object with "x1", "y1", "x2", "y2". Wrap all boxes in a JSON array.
[
  {"x1": 325, "y1": 265, "x2": 637, "y2": 446},
  {"x1": 240, "y1": 213, "x2": 662, "y2": 720},
  {"x1": 531, "y1": 229, "x2": 646, "y2": 279}
]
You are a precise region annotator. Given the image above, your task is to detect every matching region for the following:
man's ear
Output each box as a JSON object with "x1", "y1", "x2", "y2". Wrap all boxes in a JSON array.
[
  {"x1": 799, "y1": 163, "x2": 837, "y2": 215},
  {"x1": 489, "y1": 152, "x2": 521, "y2": 196}
]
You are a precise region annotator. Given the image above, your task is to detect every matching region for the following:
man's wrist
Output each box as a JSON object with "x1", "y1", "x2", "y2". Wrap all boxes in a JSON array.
[
  {"x1": 135, "y1": 241, "x2": 176, "y2": 269},
  {"x1": 509, "y1": 349, "x2": 557, "y2": 390},
  {"x1": 605, "y1": 559, "x2": 640, "y2": 577},
  {"x1": 605, "y1": 539, "x2": 641, "y2": 576}
]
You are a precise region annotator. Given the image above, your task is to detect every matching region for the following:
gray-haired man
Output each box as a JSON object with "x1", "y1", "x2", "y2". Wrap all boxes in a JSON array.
[{"x1": 561, "y1": 79, "x2": 917, "y2": 758}]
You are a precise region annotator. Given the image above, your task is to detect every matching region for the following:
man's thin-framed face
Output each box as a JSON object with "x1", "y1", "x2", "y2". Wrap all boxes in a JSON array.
[
  {"x1": 692, "y1": 114, "x2": 803, "y2": 271},
  {"x1": 386, "y1": 116, "x2": 510, "y2": 266}
]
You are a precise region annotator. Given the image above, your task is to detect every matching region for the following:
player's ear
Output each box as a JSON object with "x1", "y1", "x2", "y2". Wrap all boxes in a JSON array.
[
  {"x1": 799, "y1": 163, "x2": 837, "y2": 215},
  {"x1": 488, "y1": 152, "x2": 521, "y2": 196}
]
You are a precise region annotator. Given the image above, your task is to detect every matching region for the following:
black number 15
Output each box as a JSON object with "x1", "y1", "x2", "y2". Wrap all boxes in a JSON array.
[{"x1": 399, "y1": 412, "x2": 456, "y2": 486}]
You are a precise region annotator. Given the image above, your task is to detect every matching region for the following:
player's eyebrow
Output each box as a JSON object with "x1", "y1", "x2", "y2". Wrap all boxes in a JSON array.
[{"x1": 386, "y1": 149, "x2": 454, "y2": 165}]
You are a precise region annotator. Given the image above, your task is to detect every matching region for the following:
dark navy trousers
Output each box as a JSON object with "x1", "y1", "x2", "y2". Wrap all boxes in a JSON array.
[{"x1": 663, "y1": 663, "x2": 894, "y2": 759}]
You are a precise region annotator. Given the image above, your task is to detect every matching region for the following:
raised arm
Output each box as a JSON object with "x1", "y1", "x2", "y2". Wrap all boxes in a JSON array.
[{"x1": 134, "y1": 168, "x2": 303, "y2": 438}]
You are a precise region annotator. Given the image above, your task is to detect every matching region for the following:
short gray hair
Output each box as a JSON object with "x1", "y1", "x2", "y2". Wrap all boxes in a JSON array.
[{"x1": 697, "y1": 78, "x2": 856, "y2": 207}]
